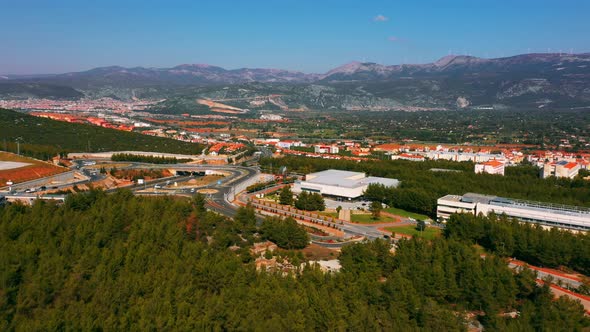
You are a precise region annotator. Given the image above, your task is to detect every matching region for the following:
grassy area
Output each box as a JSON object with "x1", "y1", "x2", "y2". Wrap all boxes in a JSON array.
[
  {"x1": 384, "y1": 207, "x2": 430, "y2": 221},
  {"x1": 173, "y1": 175, "x2": 225, "y2": 188},
  {"x1": 385, "y1": 225, "x2": 441, "y2": 240},
  {"x1": 318, "y1": 211, "x2": 338, "y2": 218},
  {"x1": 351, "y1": 213, "x2": 398, "y2": 224}
]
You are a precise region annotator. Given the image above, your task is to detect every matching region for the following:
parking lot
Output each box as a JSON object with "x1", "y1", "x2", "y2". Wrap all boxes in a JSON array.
[{"x1": 324, "y1": 198, "x2": 375, "y2": 210}]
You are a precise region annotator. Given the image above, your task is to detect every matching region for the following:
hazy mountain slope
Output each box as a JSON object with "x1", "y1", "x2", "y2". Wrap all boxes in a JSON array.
[
  {"x1": 4, "y1": 53, "x2": 590, "y2": 108},
  {"x1": 0, "y1": 82, "x2": 84, "y2": 99}
]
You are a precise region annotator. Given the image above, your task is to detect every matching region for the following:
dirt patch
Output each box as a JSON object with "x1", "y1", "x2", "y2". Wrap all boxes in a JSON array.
[
  {"x1": 0, "y1": 152, "x2": 67, "y2": 186},
  {"x1": 197, "y1": 188, "x2": 218, "y2": 194},
  {"x1": 300, "y1": 244, "x2": 339, "y2": 260},
  {"x1": 174, "y1": 175, "x2": 225, "y2": 188}
]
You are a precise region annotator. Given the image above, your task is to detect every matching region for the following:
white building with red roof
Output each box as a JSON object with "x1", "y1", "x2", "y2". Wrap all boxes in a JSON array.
[
  {"x1": 475, "y1": 160, "x2": 505, "y2": 176},
  {"x1": 541, "y1": 160, "x2": 580, "y2": 179}
]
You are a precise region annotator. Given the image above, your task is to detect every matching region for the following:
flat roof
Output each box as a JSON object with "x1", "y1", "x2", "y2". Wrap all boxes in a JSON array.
[
  {"x1": 303, "y1": 169, "x2": 399, "y2": 189},
  {"x1": 441, "y1": 192, "x2": 590, "y2": 216}
]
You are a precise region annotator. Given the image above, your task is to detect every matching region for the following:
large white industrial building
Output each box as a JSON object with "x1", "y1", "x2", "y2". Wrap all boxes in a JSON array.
[
  {"x1": 437, "y1": 193, "x2": 590, "y2": 231},
  {"x1": 293, "y1": 169, "x2": 399, "y2": 199}
]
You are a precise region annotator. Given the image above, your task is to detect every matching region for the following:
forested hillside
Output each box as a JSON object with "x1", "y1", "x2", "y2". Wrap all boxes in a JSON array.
[
  {"x1": 262, "y1": 156, "x2": 590, "y2": 217},
  {"x1": 444, "y1": 213, "x2": 590, "y2": 275},
  {"x1": 0, "y1": 191, "x2": 588, "y2": 330},
  {"x1": 0, "y1": 108, "x2": 203, "y2": 160}
]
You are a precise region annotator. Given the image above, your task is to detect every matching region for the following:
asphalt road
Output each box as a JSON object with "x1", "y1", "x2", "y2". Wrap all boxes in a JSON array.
[{"x1": 508, "y1": 262, "x2": 582, "y2": 288}]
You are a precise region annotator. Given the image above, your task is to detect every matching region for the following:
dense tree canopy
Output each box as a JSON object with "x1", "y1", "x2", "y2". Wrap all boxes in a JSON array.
[
  {"x1": 444, "y1": 213, "x2": 590, "y2": 275},
  {"x1": 260, "y1": 216, "x2": 310, "y2": 250},
  {"x1": 0, "y1": 191, "x2": 588, "y2": 330},
  {"x1": 295, "y1": 191, "x2": 325, "y2": 211},
  {"x1": 0, "y1": 108, "x2": 204, "y2": 160},
  {"x1": 279, "y1": 185, "x2": 294, "y2": 205},
  {"x1": 111, "y1": 153, "x2": 191, "y2": 164}
]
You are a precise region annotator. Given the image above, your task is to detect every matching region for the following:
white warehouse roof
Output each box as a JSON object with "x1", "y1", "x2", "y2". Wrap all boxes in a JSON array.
[{"x1": 293, "y1": 169, "x2": 399, "y2": 199}]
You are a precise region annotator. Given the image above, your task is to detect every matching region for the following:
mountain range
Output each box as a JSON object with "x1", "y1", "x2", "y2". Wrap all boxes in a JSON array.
[{"x1": 2, "y1": 53, "x2": 590, "y2": 109}]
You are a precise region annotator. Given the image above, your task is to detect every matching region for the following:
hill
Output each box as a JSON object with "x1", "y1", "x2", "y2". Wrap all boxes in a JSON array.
[
  {"x1": 4, "y1": 53, "x2": 590, "y2": 109},
  {"x1": 0, "y1": 108, "x2": 204, "y2": 159},
  {"x1": 0, "y1": 82, "x2": 83, "y2": 99}
]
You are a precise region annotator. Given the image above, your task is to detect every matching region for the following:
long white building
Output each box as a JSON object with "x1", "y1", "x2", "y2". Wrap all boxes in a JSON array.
[
  {"x1": 293, "y1": 169, "x2": 399, "y2": 200},
  {"x1": 437, "y1": 193, "x2": 590, "y2": 231}
]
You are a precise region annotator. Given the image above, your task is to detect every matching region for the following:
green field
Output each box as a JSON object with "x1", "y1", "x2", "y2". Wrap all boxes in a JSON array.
[
  {"x1": 386, "y1": 225, "x2": 441, "y2": 240},
  {"x1": 318, "y1": 211, "x2": 338, "y2": 218},
  {"x1": 384, "y1": 207, "x2": 430, "y2": 221},
  {"x1": 351, "y1": 213, "x2": 398, "y2": 224}
]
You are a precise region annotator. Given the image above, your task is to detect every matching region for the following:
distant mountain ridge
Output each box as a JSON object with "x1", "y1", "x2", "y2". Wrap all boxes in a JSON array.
[
  {"x1": 2, "y1": 53, "x2": 590, "y2": 108},
  {"x1": 6, "y1": 53, "x2": 589, "y2": 86}
]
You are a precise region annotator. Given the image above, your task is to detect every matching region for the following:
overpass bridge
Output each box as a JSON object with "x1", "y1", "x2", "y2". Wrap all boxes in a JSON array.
[{"x1": 3, "y1": 194, "x2": 67, "y2": 205}]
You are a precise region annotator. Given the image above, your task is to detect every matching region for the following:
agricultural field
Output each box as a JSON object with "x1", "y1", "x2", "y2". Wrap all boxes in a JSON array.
[{"x1": 0, "y1": 152, "x2": 68, "y2": 186}]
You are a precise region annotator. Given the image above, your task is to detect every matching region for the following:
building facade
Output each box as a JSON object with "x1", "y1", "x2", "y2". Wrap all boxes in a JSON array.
[
  {"x1": 437, "y1": 193, "x2": 590, "y2": 231},
  {"x1": 541, "y1": 160, "x2": 580, "y2": 179},
  {"x1": 474, "y1": 160, "x2": 505, "y2": 176}
]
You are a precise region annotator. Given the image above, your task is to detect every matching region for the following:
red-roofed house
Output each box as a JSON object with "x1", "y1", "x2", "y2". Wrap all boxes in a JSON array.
[
  {"x1": 542, "y1": 160, "x2": 580, "y2": 179},
  {"x1": 475, "y1": 160, "x2": 505, "y2": 176}
]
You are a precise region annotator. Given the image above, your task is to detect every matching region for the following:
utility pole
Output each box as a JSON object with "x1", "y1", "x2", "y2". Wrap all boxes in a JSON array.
[{"x1": 15, "y1": 137, "x2": 23, "y2": 155}]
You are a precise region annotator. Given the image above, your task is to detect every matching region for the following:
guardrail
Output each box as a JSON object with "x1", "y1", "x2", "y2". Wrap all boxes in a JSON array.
[
  {"x1": 248, "y1": 198, "x2": 343, "y2": 231},
  {"x1": 225, "y1": 173, "x2": 273, "y2": 202}
]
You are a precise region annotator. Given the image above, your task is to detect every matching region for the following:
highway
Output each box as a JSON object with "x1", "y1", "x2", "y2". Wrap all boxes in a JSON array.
[{"x1": 5, "y1": 157, "x2": 390, "y2": 245}]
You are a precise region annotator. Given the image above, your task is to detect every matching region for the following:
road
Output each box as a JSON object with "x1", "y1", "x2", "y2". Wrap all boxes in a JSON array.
[
  {"x1": 236, "y1": 185, "x2": 414, "y2": 241},
  {"x1": 508, "y1": 260, "x2": 583, "y2": 289}
]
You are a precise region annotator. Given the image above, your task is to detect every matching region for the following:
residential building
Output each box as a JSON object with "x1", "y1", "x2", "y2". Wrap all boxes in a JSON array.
[
  {"x1": 392, "y1": 153, "x2": 425, "y2": 162},
  {"x1": 541, "y1": 160, "x2": 580, "y2": 179},
  {"x1": 475, "y1": 160, "x2": 505, "y2": 175},
  {"x1": 426, "y1": 151, "x2": 505, "y2": 163},
  {"x1": 277, "y1": 140, "x2": 303, "y2": 150},
  {"x1": 250, "y1": 241, "x2": 278, "y2": 257},
  {"x1": 314, "y1": 145, "x2": 339, "y2": 154}
]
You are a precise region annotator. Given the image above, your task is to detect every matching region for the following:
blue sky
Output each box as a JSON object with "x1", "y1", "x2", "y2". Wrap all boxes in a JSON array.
[{"x1": 1, "y1": 0, "x2": 589, "y2": 74}]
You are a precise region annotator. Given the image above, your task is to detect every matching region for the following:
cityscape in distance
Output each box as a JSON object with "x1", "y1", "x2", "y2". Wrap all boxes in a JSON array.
[{"x1": 1, "y1": 1, "x2": 590, "y2": 330}]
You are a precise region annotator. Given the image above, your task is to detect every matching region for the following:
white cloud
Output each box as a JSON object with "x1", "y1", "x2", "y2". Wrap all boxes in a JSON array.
[{"x1": 373, "y1": 14, "x2": 388, "y2": 22}]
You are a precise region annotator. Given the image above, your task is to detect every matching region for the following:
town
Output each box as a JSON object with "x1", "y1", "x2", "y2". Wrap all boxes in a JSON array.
[{"x1": 2, "y1": 1, "x2": 590, "y2": 330}]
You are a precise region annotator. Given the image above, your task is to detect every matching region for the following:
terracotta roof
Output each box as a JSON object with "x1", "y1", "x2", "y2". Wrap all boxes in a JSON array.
[{"x1": 482, "y1": 160, "x2": 504, "y2": 167}]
